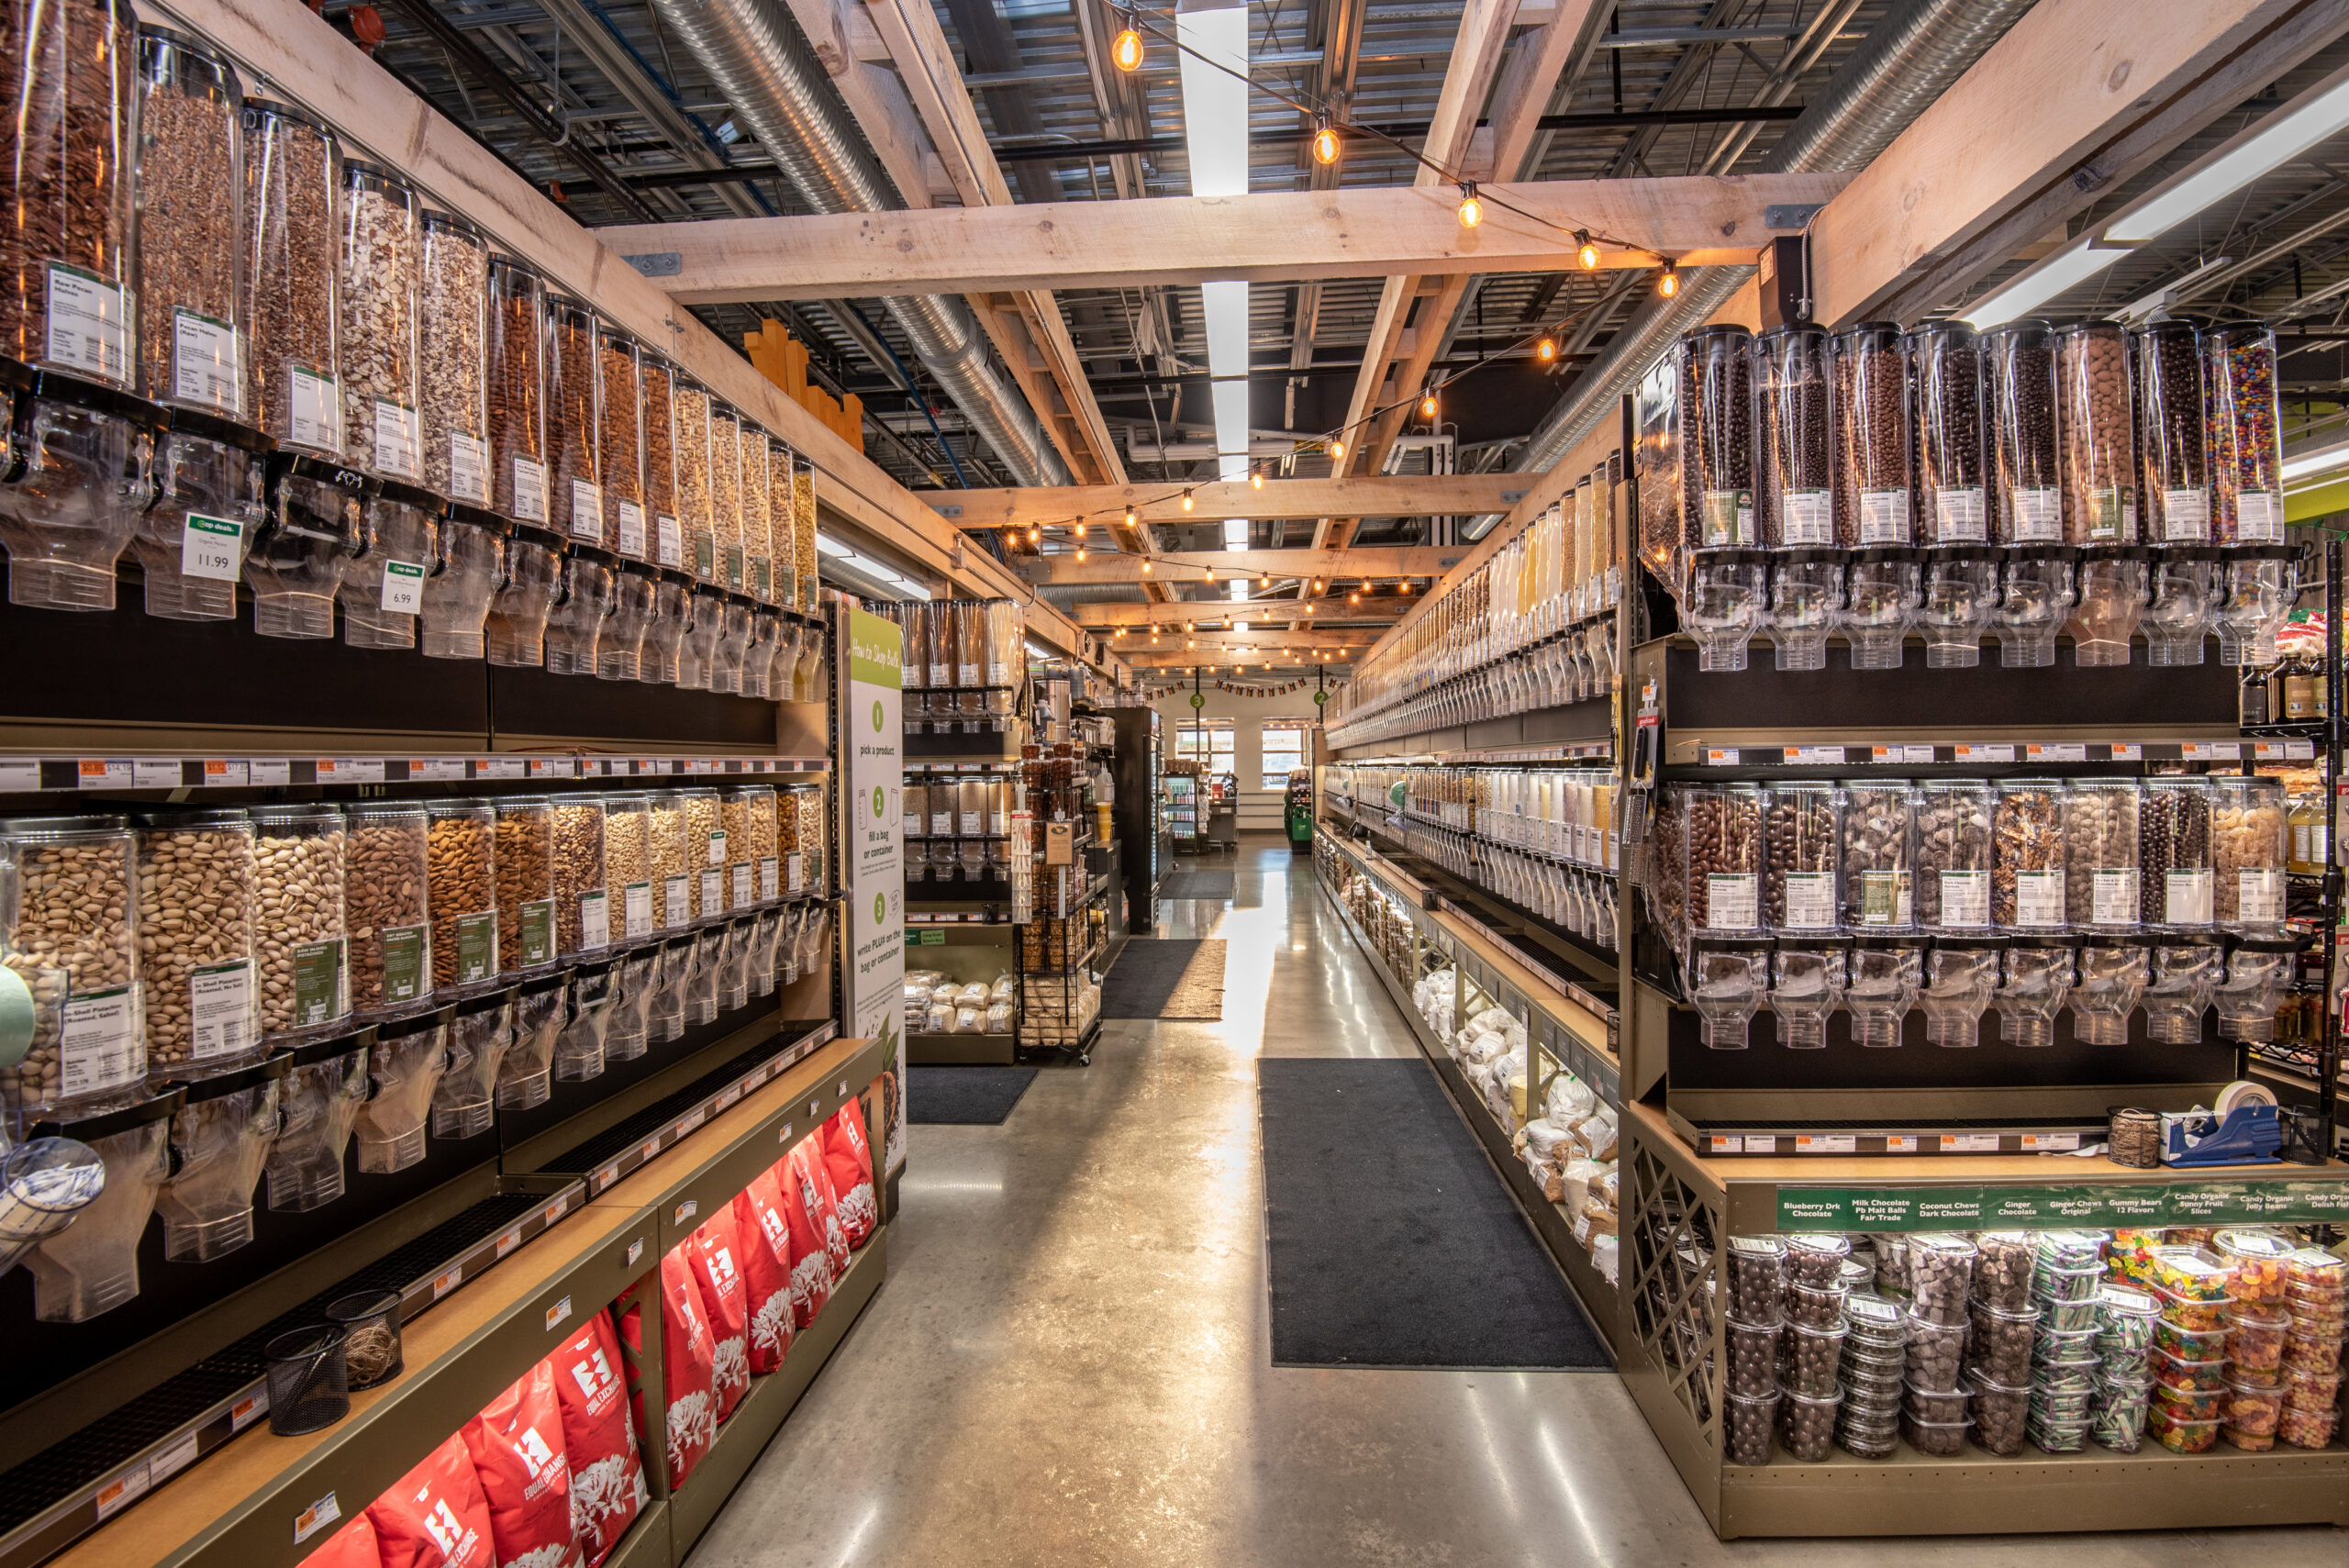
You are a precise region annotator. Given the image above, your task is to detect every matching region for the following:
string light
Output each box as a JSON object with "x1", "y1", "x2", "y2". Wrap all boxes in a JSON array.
[
  {"x1": 1456, "y1": 182, "x2": 1482, "y2": 228},
  {"x1": 1260, "y1": 573, "x2": 1270, "y2": 586},
  {"x1": 1575, "y1": 229, "x2": 1599, "y2": 271},
  {"x1": 1124, "y1": 506, "x2": 1137, "y2": 527},
  {"x1": 1141, "y1": 560, "x2": 1152, "y2": 574},
  {"x1": 1311, "y1": 117, "x2": 1340, "y2": 166},
  {"x1": 1419, "y1": 389, "x2": 1438, "y2": 421},
  {"x1": 1658, "y1": 262, "x2": 1679, "y2": 298},
  {"x1": 1028, "y1": 525, "x2": 1041, "y2": 545},
  {"x1": 1330, "y1": 438, "x2": 1344, "y2": 460},
  {"x1": 1180, "y1": 490, "x2": 1195, "y2": 512},
  {"x1": 1311, "y1": 578, "x2": 1323, "y2": 592},
  {"x1": 1536, "y1": 336, "x2": 1556, "y2": 363},
  {"x1": 1112, "y1": 11, "x2": 1143, "y2": 71},
  {"x1": 1250, "y1": 471, "x2": 1264, "y2": 490},
  {"x1": 1076, "y1": 546, "x2": 1087, "y2": 562}
]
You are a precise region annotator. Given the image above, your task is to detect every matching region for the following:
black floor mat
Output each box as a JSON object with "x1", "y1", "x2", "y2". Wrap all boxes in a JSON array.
[
  {"x1": 1099, "y1": 938, "x2": 1225, "y2": 1018},
  {"x1": 1160, "y1": 872, "x2": 1236, "y2": 900},
  {"x1": 1257, "y1": 1058, "x2": 1610, "y2": 1370},
  {"x1": 907, "y1": 1066, "x2": 1038, "y2": 1124}
]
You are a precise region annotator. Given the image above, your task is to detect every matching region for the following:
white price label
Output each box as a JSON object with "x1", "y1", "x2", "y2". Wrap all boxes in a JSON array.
[
  {"x1": 288, "y1": 366, "x2": 341, "y2": 452},
  {"x1": 2110, "y1": 743, "x2": 2142, "y2": 762},
  {"x1": 317, "y1": 758, "x2": 385, "y2": 784},
  {"x1": 760, "y1": 856, "x2": 779, "y2": 901},
  {"x1": 172, "y1": 308, "x2": 242, "y2": 415},
  {"x1": 2165, "y1": 869, "x2": 2214, "y2": 926},
  {"x1": 1932, "y1": 486, "x2": 1987, "y2": 541},
  {"x1": 2009, "y1": 487, "x2": 2061, "y2": 541},
  {"x1": 2236, "y1": 489, "x2": 2284, "y2": 543},
  {"x1": 2162, "y1": 488, "x2": 2210, "y2": 541},
  {"x1": 131, "y1": 760, "x2": 181, "y2": 789},
  {"x1": 1779, "y1": 489, "x2": 1831, "y2": 545},
  {"x1": 1703, "y1": 873, "x2": 1758, "y2": 929},
  {"x1": 1859, "y1": 488, "x2": 1909, "y2": 545},
  {"x1": 249, "y1": 760, "x2": 292, "y2": 786},
  {"x1": 44, "y1": 263, "x2": 127, "y2": 383},
  {"x1": 448, "y1": 430, "x2": 487, "y2": 503},
  {"x1": 624, "y1": 882, "x2": 652, "y2": 939},
  {"x1": 731, "y1": 863, "x2": 752, "y2": 908},
  {"x1": 2014, "y1": 869, "x2": 2065, "y2": 927},
  {"x1": 511, "y1": 457, "x2": 548, "y2": 523},
  {"x1": 1937, "y1": 869, "x2": 1990, "y2": 928},
  {"x1": 2025, "y1": 743, "x2": 2086, "y2": 762},
  {"x1": 570, "y1": 478, "x2": 606, "y2": 539},
  {"x1": 1782, "y1": 872, "x2": 1836, "y2": 930},
  {"x1": 786, "y1": 851, "x2": 805, "y2": 896},
  {"x1": 0, "y1": 759, "x2": 39, "y2": 791},
  {"x1": 475, "y1": 758, "x2": 524, "y2": 780},
  {"x1": 1942, "y1": 1133, "x2": 2001, "y2": 1152},
  {"x1": 2237, "y1": 869, "x2": 2284, "y2": 926},
  {"x1": 707, "y1": 830, "x2": 727, "y2": 866},
  {"x1": 379, "y1": 559, "x2": 425, "y2": 615},
  {"x1": 1795, "y1": 1134, "x2": 1856, "y2": 1154},
  {"x1": 663, "y1": 873, "x2": 691, "y2": 928},
  {"x1": 580, "y1": 889, "x2": 610, "y2": 950},
  {"x1": 700, "y1": 868, "x2": 722, "y2": 913},
  {"x1": 60, "y1": 987, "x2": 139, "y2": 1098},
  {"x1": 1954, "y1": 743, "x2": 2015, "y2": 762},
  {"x1": 203, "y1": 760, "x2": 250, "y2": 788},
  {"x1": 371, "y1": 400, "x2": 420, "y2": 479},
  {"x1": 617, "y1": 499, "x2": 647, "y2": 557},
  {"x1": 2091, "y1": 869, "x2": 2140, "y2": 927},
  {"x1": 180, "y1": 512, "x2": 245, "y2": 581},
  {"x1": 656, "y1": 514, "x2": 683, "y2": 567}
]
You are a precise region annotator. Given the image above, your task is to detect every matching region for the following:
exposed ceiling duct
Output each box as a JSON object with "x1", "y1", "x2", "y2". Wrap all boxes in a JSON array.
[
  {"x1": 1482, "y1": 0, "x2": 2042, "y2": 519},
  {"x1": 645, "y1": 0, "x2": 1074, "y2": 485}
]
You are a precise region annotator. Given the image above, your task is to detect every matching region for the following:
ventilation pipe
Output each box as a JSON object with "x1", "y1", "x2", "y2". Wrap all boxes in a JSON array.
[
  {"x1": 1486, "y1": 0, "x2": 2041, "y2": 503},
  {"x1": 648, "y1": 0, "x2": 1073, "y2": 484}
]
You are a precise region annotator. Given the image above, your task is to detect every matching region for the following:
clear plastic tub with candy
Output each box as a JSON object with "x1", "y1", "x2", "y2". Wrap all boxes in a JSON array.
[
  {"x1": 2090, "y1": 1374, "x2": 2151, "y2": 1452},
  {"x1": 2094, "y1": 1284, "x2": 2160, "y2": 1365},
  {"x1": 2283, "y1": 1248, "x2": 2345, "y2": 1302},
  {"x1": 2279, "y1": 1401, "x2": 2337, "y2": 1450},
  {"x1": 2227, "y1": 1303, "x2": 2290, "y2": 1378},
  {"x1": 2280, "y1": 1329, "x2": 2343, "y2": 1377},
  {"x1": 2222, "y1": 1378, "x2": 2281, "y2": 1449},
  {"x1": 1971, "y1": 1231, "x2": 2036, "y2": 1311},
  {"x1": 1904, "y1": 1314, "x2": 1969, "y2": 1393},
  {"x1": 1907, "y1": 1234, "x2": 1978, "y2": 1326},
  {"x1": 1900, "y1": 1412, "x2": 1970, "y2": 1457},
  {"x1": 1724, "y1": 1389, "x2": 1777, "y2": 1466},
  {"x1": 2151, "y1": 1316, "x2": 2230, "y2": 1364},
  {"x1": 2151, "y1": 1343, "x2": 2229, "y2": 1395},
  {"x1": 2146, "y1": 1405, "x2": 2221, "y2": 1453},
  {"x1": 1966, "y1": 1298, "x2": 2039, "y2": 1386},
  {"x1": 2207, "y1": 1228, "x2": 2293, "y2": 1305},
  {"x1": 2033, "y1": 1288, "x2": 2103, "y2": 1334},
  {"x1": 2152, "y1": 1378, "x2": 2224, "y2": 1423}
]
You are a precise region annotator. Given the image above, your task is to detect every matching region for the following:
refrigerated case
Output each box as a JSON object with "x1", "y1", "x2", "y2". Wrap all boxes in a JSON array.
[
  {"x1": 1110, "y1": 706, "x2": 1165, "y2": 928},
  {"x1": 1163, "y1": 769, "x2": 1205, "y2": 856}
]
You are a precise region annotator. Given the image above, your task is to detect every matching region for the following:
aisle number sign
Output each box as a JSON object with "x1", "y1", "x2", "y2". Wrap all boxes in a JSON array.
[
  {"x1": 842, "y1": 607, "x2": 907, "y2": 1175},
  {"x1": 1776, "y1": 1181, "x2": 2349, "y2": 1232}
]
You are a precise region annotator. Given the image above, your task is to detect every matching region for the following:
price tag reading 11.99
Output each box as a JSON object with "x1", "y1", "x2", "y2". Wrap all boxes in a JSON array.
[{"x1": 181, "y1": 514, "x2": 244, "y2": 581}]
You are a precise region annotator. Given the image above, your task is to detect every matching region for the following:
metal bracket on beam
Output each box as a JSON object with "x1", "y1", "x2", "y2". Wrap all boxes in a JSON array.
[
  {"x1": 1763, "y1": 204, "x2": 1824, "y2": 231},
  {"x1": 624, "y1": 252, "x2": 684, "y2": 277}
]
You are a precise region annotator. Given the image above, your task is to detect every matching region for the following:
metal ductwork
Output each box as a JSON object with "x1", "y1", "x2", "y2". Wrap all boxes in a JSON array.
[
  {"x1": 647, "y1": 0, "x2": 1072, "y2": 485},
  {"x1": 1489, "y1": 0, "x2": 2040, "y2": 501}
]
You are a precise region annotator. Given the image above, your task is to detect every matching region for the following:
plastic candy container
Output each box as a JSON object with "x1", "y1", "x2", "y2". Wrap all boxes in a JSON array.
[
  {"x1": 1972, "y1": 1231, "x2": 2035, "y2": 1311},
  {"x1": 1726, "y1": 1235, "x2": 1787, "y2": 1323},
  {"x1": 2227, "y1": 1305, "x2": 2290, "y2": 1379},
  {"x1": 2146, "y1": 1403, "x2": 2221, "y2": 1453},
  {"x1": 2093, "y1": 1284, "x2": 2159, "y2": 1369},
  {"x1": 2280, "y1": 1330, "x2": 2343, "y2": 1376},
  {"x1": 1907, "y1": 1234, "x2": 1978, "y2": 1327},
  {"x1": 2151, "y1": 1344, "x2": 2229, "y2": 1396},
  {"x1": 2090, "y1": 1375, "x2": 2150, "y2": 1451},
  {"x1": 2208, "y1": 1229, "x2": 2292, "y2": 1305},
  {"x1": 2222, "y1": 1378, "x2": 2281, "y2": 1450},
  {"x1": 2283, "y1": 1249, "x2": 2346, "y2": 1300},
  {"x1": 2105, "y1": 1229, "x2": 2164, "y2": 1288},
  {"x1": 1725, "y1": 1390, "x2": 1776, "y2": 1465},
  {"x1": 1785, "y1": 1233, "x2": 1850, "y2": 1288},
  {"x1": 2152, "y1": 1379, "x2": 2223, "y2": 1423},
  {"x1": 2278, "y1": 1402, "x2": 2338, "y2": 1450},
  {"x1": 2152, "y1": 1318, "x2": 2230, "y2": 1366}
]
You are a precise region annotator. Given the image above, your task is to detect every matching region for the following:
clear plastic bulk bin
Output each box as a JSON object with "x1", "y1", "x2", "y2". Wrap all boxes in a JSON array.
[
  {"x1": 135, "y1": 28, "x2": 246, "y2": 420},
  {"x1": 714, "y1": 595, "x2": 755, "y2": 695},
  {"x1": 426, "y1": 799, "x2": 498, "y2": 993},
  {"x1": 708, "y1": 402, "x2": 743, "y2": 589},
  {"x1": 1984, "y1": 320, "x2": 2073, "y2": 667},
  {"x1": 793, "y1": 455, "x2": 818, "y2": 612},
  {"x1": 642, "y1": 354, "x2": 682, "y2": 569},
  {"x1": 2064, "y1": 779, "x2": 2141, "y2": 930},
  {"x1": 248, "y1": 451, "x2": 364, "y2": 638},
  {"x1": 1675, "y1": 327, "x2": 1761, "y2": 670},
  {"x1": 1, "y1": 0, "x2": 138, "y2": 390},
  {"x1": 494, "y1": 796, "x2": 558, "y2": 975},
  {"x1": 136, "y1": 405, "x2": 269, "y2": 621},
  {"x1": 341, "y1": 477, "x2": 440, "y2": 650},
  {"x1": 154, "y1": 1057, "x2": 283, "y2": 1260},
  {"x1": 265, "y1": 1031, "x2": 366, "y2": 1211},
  {"x1": 602, "y1": 794, "x2": 655, "y2": 944},
  {"x1": 680, "y1": 584, "x2": 727, "y2": 691},
  {"x1": 358, "y1": 1007, "x2": 448, "y2": 1173},
  {"x1": 768, "y1": 436, "x2": 796, "y2": 606},
  {"x1": 2140, "y1": 777, "x2": 2213, "y2": 929},
  {"x1": 643, "y1": 570, "x2": 692, "y2": 683},
  {"x1": 417, "y1": 211, "x2": 489, "y2": 506},
  {"x1": 0, "y1": 816, "x2": 143, "y2": 1118},
  {"x1": 485, "y1": 525, "x2": 563, "y2": 665},
  {"x1": 552, "y1": 795, "x2": 608, "y2": 957},
  {"x1": 544, "y1": 544, "x2": 615, "y2": 676},
  {"x1": 338, "y1": 160, "x2": 422, "y2": 483},
  {"x1": 341, "y1": 800, "x2": 431, "y2": 1019},
  {"x1": 0, "y1": 361, "x2": 157, "y2": 612},
  {"x1": 1753, "y1": 325, "x2": 1838, "y2": 671},
  {"x1": 247, "y1": 804, "x2": 351, "y2": 1044},
  {"x1": 601, "y1": 560, "x2": 659, "y2": 680},
  {"x1": 243, "y1": 99, "x2": 341, "y2": 456},
  {"x1": 1911, "y1": 322, "x2": 1994, "y2": 666},
  {"x1": 431, "y1": 990, "x2": 508, "y2": 1139},
  {"x1": 2210, "y1": 775, "x2": 2286, "y2": 932},
  {"x1": 598, "y1": 322, "x2": 645, "y2": 559},
  {"x1": 2136, "y1": 320, "x2": 2209, "y2": 545},
  {"x1": 132, "y1": 807, "x2": 262, "y2": 1083},
  {"x1": 1829, "y1": 325, "x2": 1917, "y2": 670},
  {"x1": 420, "y1": 504, "x2": 506, "y2": 659},
  {"x1": 739, "y1": 420, "x2": 772, "y2": 602},
  {"x1": 23, "y1": 1093, "x2": 173, "y2": 1321},
  {"x1": 673, "y1": 374, "x2": 714, "y2": 579},
  {"x1": 545, "y1": 291, "x2": 601, "y2": 546},
  {"x1": 1913, "y1": 781, "x2": 1993, "y2": 932},
  {"x1": 485, "y1": 254, "x2": 546, "y2": 525}
]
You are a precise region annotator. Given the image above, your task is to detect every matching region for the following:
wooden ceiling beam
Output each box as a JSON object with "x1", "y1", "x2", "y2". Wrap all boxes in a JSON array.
[
  {"x1": 940, "y1": 473, "x2": 1531, "y2": 527},
  {"x1": 590, "y1": 174, "x2": 1849, "y2": 303},
  {"x1": 1017, "y1": 546, "x2": 1464, "y2": 584},
  {"x1": 1071, "y1": 598, "x2": 1409, "y2": 627}
]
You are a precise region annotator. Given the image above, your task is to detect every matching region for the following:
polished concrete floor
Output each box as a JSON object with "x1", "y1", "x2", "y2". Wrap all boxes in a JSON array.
[{"x1": 689, "y1": 841, "x2": 2346, "y2": 1567}]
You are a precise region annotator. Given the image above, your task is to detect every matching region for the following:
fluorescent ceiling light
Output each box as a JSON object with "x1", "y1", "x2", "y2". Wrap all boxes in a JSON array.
[
  {"x1": 1959, "y1": 239, "x2": 2127, "y2": 328},
  {"x1": 1180, "y1": 4, "x2": 1252, "y2": 472},
  {"x1": 2106, "y1": 74, "x2": 2349, "y2": 242},
  {"x1": 2282, "y1": 437, "x2": 2349, "y2": 486},
  {"x1": 815, "y1": 532, "x2": 851, "y2": 557}
]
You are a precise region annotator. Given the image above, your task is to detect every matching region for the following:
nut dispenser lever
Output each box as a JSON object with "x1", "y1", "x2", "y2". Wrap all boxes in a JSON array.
[
  {"x1": 0, "y1": 1136, "x2": 106, "y2": 1284},
  {"x1": 23, "y1": 1093, "x2": 182, "y2": 1322}
]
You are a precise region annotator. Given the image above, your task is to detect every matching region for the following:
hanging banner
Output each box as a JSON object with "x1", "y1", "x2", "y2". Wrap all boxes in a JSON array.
[{"x1": 840, "y1": 606, "x2": 907, "y2": 1174}]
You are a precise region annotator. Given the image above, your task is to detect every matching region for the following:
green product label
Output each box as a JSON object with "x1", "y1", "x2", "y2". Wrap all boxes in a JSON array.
[
  {"x1": 2087, "y1": 485, "x2": 2133, "y2": 541},
  {"x1": 694, "y1": 534, "x2": 716, "y2": 580},
  {"x1": 1776, "y1": 1181, "x2": 2349, "y2": 1233},
  {"x1": 380, "y1": 923, "x2": 427, "y2": 1003},
  {"x1": 292, "y1": 939, "x2": 346, "y2": 1027},
  {"x1": 726, "y1": 546, "x2": 746, "y2": 591},
  {"x1": 455, "y1": 910, "x2": 498, "y2": 984},
  {"x1": 1701, "y1": 489, "x2": 1754, "y2": 547},
  {"x1": 752, "y1": 558, "x2": 772, "y2": 599},
  {"x1": 913, "y1": 929, "x2": 944, "y2": 946},
  {"x1": 520, "y1": 898, "x2": 555, "y2": 966},
  {"x1": 846, "y1": 606, "x2": 902, "y2": 690}
]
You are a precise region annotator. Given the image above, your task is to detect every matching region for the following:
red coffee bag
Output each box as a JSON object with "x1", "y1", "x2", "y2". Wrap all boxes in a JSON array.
[
  {"x1": 684, "y1": 1208, "x2": 751, "y2": 1421},
  {"x1": 658, "y1": 1247, "x2": 718, "y2": 1488},
  {"x1": 368, "y1": 1433, "x2": 495, "y2": 1568},
  {"x1": 549, "y1": 1314, "x2": 646, "y2": 1568},
  {"x1": 732, "y1": 1172, "x2": 796, "y2": 1373},
  {"x1": 299, "y1": 1513, "x2": 381, "y2": 1568},
  {"x1": 462, "y1": 1361, "x2": 583, "y2": 1568},
  {"x1": 820, "y1": 1105, "x2": 877, "y2": 1249},
  {"x1": 776, "y1": 1147, "x2": 832, "y2": 1327}
]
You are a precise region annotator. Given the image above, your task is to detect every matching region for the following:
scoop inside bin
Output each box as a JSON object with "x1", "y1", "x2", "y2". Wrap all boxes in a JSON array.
[
  {"x1": 267, "y1": 1032, "x2": 372, "y2": 1211},
  {"x1": 0, "y1": 1136, "x2": 106, "y2": 1283},
  {"x1": 155, "y1": 1056, "x2": 288, "y2": 1262},
  {"x1": 431, "y1": 992, "x2": 512, "y2": 1138},
  {"x1": 23, "y1": 1093, "x2": 180, "y2": 1321},
  {"x1": 357, "y1": 1008, "x2": 453, "y2": 1173},
  {"x1": 496, "y1": 976, "x2": 568, "y2": 1109}
]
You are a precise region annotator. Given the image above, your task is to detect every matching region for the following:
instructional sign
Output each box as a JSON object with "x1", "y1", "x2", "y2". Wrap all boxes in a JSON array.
[
  {"x1": 841, "y1": 606, "x2": 907, "y2": 1175},
  {"x1": 1776, "y1": 1180, "x2": 2349, "y2": 1232}
]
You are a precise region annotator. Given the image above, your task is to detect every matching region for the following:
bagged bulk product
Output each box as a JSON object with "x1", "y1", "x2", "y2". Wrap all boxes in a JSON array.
[
  {"x1": 821, "y1": 1104, "x2": 877, "y2": 1248},
  {"x1": 656, "y1": 1248, "x2": 719, "y2": 1487},
  {"x1": 462, "y1": 1362, "x2": 584, "y2": 1568},
  {"x1": 1558, "y1": 1158, "x2": 1607, "y2": 1218},
  {"x1": 1544, "y1": 1073, "x2": 1595, "y2": 1127},
  {"x1": 774, "y1": 1151, "x2": 833, "y2": 1327},
  {"x1": 549, "y1": 1314, "x2": 646, "y2": 1568},
  {"x1": 805, "y1": 1141, "x2": 852, "y2": 1274},
  {"x1": 300, "y1": 1514, "x2": 382, "y2": 1568},
  {"x1": 731, "y1": 1170, "x2": 796, "y2": 1373},
  {"x1": 683, "y1": 1208, "x2": 751, "y2": 1421},
  {"x1": 369, "y1": 1433, "x2": 496, "y2": 1568}
]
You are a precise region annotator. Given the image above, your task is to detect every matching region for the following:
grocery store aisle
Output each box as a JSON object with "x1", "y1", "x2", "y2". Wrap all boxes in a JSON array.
[{"x1": 687, "y1": 842, "x2": 2345, "y2": 1567}]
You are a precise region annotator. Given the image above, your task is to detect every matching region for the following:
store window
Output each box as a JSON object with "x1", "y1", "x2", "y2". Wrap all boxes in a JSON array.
[
  {"x1": 1262, "y1": 720, "x2": 1308, "y2": 790},
  {"x1": 1176, "y1": 719, "x2": 1235, "y2": 778}
]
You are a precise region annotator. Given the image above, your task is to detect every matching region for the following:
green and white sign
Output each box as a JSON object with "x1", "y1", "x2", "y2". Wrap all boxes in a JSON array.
[
  {"x1": 841, "y1": 606, "x2": 907, "y2": 1174},
  {"x1": 1776, "y1": 1180, "x2": 2349, "y2": 1233}
]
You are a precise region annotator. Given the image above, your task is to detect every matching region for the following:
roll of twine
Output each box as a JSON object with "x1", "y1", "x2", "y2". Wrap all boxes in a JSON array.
[{"x1": 2109, "y1": 1107, "x2": 2162, "y2": 1169}]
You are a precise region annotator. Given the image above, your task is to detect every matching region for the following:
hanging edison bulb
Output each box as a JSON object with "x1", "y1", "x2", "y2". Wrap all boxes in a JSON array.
[
  {"x1": 1112, "y1": 12, "x2": 1144, "y2": 72},
  {"x1": 1311, "y1": 118, "x2": 1341, "y2": 166}
]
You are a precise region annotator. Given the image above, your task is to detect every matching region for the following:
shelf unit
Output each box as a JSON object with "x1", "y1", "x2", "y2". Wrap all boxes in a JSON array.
[
  {"x1": 1319, "y1": 392, "x2": 2349, "y2": 1537},
  {"x1": 42, "y1": 1034, "x2": 890, "y2": 1568}
]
